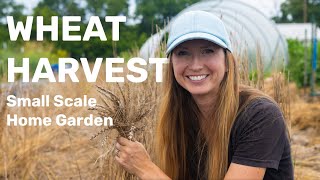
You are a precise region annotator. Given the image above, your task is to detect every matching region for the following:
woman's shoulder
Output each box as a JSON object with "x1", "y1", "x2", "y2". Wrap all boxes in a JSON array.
[
  {"x1": 231, "y1": 98, "x2": 287, "y2": 141},
  {"x1": 229, "y1": 97, "x2": 292, "y2": 177},
  {"x1": 238, "y1": 96, "x2": 284, "y2": 121},
  {"x1": 238, "y1": 85, "x2": 283, "y2": 121},
  {"x1": 233, "y1": 93, "x2": 287, "y2": 138},
  {"x1": 240, "y1": 97, "x2": 281, "y2": 117}
]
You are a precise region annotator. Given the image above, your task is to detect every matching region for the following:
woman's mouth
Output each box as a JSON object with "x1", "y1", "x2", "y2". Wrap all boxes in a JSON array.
[{"x1": 187, "y1": 75, "x2": 208, "y2": 81}]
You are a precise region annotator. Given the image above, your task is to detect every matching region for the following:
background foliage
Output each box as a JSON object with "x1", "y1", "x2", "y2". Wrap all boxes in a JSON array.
[
  {"x1": 285, "y1": 39, "x2": 320, "y2": 87},
  {"x1": 272, "y1": 0, "x2": 320, "y2": 87},
  {"x1": 273, "y1": 0, "x2": 320, "y2": 26}
]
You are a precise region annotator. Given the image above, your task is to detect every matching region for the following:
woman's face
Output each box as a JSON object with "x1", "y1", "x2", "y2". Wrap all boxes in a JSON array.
[{"x1": 171, "y1": 39, "x2": 227, "y2": 97}]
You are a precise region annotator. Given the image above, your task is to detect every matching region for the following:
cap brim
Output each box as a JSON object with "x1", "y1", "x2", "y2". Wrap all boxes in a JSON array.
[{"x1": 166, "y1": 32, "x2": 229, "y2": 55}]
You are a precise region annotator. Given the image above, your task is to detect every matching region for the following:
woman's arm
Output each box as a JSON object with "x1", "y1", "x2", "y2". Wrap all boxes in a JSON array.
[
  {"x1": 115, "y1": 137, "x2": 171, "y2": 180},
  {"x1": 224, "y1": 163, "x2": 266, "y2": 180}
]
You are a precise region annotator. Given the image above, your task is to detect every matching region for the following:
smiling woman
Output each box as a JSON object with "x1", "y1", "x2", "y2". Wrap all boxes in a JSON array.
[
  {"x1": 171, "y1": 40, "x2": 227, "y2": 99},
  {"x1": 114, "y1": 10, "x2": 293, "y2": 180}
]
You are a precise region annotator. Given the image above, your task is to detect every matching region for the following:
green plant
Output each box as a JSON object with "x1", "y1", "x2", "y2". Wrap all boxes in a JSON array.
[{"x1": 285, "y1": 39, "x2": 320, "y2": 87}]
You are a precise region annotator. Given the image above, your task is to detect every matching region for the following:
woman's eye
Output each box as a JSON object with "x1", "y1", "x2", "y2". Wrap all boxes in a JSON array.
[
  {"x1": 202, "y1": 49, "x2": 214, "y2": 54},
  {"x1": 177, "y1": 51, "x2": 189, "y2": 56}
]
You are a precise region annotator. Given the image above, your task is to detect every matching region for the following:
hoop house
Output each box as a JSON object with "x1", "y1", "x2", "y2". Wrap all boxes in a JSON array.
[{"x1": 140, "y1": 0, "x2": 288, "y2": 71}]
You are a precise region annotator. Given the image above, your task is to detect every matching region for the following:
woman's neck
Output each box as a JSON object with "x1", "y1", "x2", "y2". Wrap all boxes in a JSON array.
[{"x1": 192, "y1": 94, "x2": 218, "y2": 119}]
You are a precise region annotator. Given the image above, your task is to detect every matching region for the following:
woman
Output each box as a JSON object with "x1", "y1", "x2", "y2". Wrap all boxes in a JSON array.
[{"x1": 115, "y1": 11, "x2": 293, "y2": 180}]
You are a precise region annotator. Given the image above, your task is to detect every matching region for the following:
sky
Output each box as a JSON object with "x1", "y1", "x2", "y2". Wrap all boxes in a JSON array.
[{"x1": 15, "y1": 0, "x2": 286, "y2": 19}]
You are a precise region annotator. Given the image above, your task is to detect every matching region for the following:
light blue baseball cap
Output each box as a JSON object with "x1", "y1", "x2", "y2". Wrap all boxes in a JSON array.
[{"x1": 166, "y1": 10, "x2": 232, "y2": 55}]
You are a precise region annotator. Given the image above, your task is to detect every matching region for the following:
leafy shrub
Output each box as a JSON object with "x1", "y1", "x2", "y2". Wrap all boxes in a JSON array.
[{"x1": 286, "y1": 39, "x2": 320, "y2": 87}]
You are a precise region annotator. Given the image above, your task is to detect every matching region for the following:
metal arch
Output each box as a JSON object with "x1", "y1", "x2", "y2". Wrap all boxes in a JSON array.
[
  {"x1": 201, "y1": 8, "x2": 274, "y2": 61},
  {"x1": 186, "y1": 6, "x2": 259, "y2": 40},
  {"x1": 178, "y1": 0, "x2": 221, "y2": 13},
  {"x1": 220, "y1": 11, "x2": 276, "y2": 69},
  {"x1": 184, "y1": 0, "x2": 288, "y2": 62},
  {"x1": 139, "y1": 29, "x2": 167, "y2": 60},
  {"x1": 269, "y1": 37, "x2": 282, "y2": 69},
  {"x1": 219, "y1": 0, "x2": 288, "y2": 62},
  {"x1": 210, "y1": 11, "x2": 262, "y2": 49},
  {"x1": 207, "y1": 1, "x2": 274, "y2": 57}
]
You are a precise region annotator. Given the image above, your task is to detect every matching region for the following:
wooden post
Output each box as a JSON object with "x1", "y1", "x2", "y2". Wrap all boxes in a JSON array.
[
  {"x1": 304, "y1": 29, "x2": 308, "y2": 96},
  {"x1": 303, "y1": 0, "x2": 307, "y2": 23}
]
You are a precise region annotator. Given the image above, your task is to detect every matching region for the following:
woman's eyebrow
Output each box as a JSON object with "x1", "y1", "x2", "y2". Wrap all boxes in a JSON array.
[
  {"x1": 200, "y1": 45, "x2": 215, "y2": 48},
  {"x1": 177, "y1": 46, "x2": 189, "y2": 50}
]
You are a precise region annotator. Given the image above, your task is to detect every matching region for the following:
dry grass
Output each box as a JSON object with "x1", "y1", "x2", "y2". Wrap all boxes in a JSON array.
[{"x1": 0, "y1": 78, "x2": 101, "y2": 178}]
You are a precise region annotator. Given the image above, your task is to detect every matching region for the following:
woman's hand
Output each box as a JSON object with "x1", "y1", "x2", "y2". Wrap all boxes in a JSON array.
[
  {"x1": 115, "y1": 137, "x2": 151, "y2": 176},
  {"x1": 115, "y1": 137, "x2": 171, "y2": 179}
]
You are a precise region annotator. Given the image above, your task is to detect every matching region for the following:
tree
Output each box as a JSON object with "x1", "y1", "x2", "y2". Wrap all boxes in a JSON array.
[
  {"x1": 135, "y1": 0, "x2": 201, "y2": 35},
  {"x1": 0, "y1": 0, "x2": 24, "y2": 22},
  {"x1": 273, "y1": 0, "x2": 320, "y2": 26},
  {"x1": 0, "y1": 0, "x2": 24, "y2": 45},
  {"x1": 85, "y1": 0, "x2": 129, "y2": 17},
  {"x1": 34, "y1": 0, "x2": 85, "y2": 17}
]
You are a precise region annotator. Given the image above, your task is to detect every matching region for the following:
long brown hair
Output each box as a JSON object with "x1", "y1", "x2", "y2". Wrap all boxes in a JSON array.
[{"x1": 156, "y1": 50, "x2": 273, "y2": 179}]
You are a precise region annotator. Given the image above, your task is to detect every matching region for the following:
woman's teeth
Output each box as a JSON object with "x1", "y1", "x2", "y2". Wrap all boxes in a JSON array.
[{"x1": 188, "y1": 75, "x2": 207, "y2": 81}]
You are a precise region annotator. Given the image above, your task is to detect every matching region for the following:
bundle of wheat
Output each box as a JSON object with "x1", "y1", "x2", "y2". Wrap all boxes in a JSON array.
[
  {"x1": 90, "y1": 83, "x2": 154, "y2": 140},
  {"x1": 89, "y1": 82, "x2": 156, "y2": 179}
]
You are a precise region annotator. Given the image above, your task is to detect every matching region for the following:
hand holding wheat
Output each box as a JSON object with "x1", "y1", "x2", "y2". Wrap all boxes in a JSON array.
[
  {"x1": 90, "y1": 82, "x2": 162, "y2": 179},
  {"x1": 115, "y1": 137, "x2": 171, "y2": 180},
  {"x1": 115, "y1": 137, "x2": 151, "y2": 177}
]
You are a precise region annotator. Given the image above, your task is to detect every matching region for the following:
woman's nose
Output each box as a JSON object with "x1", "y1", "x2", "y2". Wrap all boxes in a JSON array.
[{"x1": 189, "y1": 55, "x2": 203, "y2": 71}]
